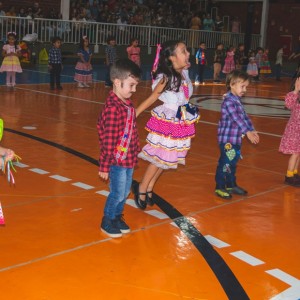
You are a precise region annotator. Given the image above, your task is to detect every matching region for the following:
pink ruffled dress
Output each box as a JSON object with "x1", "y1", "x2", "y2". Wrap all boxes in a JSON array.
[
  {"x1": 138, "y1": 70, "x2": 199, "y2": 169},
  {"x1": 279, "y1": 92, "x2": 300, "y2": 154}
]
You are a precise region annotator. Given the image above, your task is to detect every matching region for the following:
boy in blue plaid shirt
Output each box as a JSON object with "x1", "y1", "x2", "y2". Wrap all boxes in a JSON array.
[
  {"x1": 48, "y1": 36, "x2": 63, "y2": 90},
  {"x1": 215, "y1": 70, "x2": 259, "y2": 199}
]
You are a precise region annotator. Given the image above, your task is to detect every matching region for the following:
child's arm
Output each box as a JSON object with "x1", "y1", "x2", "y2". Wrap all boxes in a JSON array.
[
  {"x1": 136, "y1": 78, "x2": 166, "y2": 117},
  {"x1": 246, "y1": 131, "x2": 259, "y2": 144},
  {"x1": 97, "y1": 106, "x2": 119, "y2": 180},
  {"x1": 285, "y1": 78, "x2": 300, "y2": 109},
  {"x1": 2, "y1": 49, "x2": 6, "y2": 58}
]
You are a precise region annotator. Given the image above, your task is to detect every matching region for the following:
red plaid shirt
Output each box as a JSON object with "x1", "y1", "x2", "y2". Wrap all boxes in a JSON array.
[{"x1": 97, "y1": 91, "x2": 140, "y2": 172}]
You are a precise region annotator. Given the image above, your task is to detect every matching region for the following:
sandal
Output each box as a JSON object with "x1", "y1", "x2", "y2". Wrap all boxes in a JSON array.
[
  {"x1": 131, "y1": 180, "x2": 147, "y2": 210},
  {"x1": 146, "y1": 191, "x2": 155, "y2": 206}
]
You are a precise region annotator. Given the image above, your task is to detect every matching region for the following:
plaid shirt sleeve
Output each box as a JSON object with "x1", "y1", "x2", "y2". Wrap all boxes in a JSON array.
[{"x1": 97, "y1": 105, "x2": 120, "y2": 173}]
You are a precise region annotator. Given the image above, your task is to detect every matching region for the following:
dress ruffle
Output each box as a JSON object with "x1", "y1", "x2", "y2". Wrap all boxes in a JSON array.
[{"x1": 0, "y1": 57, "x2": 22, "y2": 73}]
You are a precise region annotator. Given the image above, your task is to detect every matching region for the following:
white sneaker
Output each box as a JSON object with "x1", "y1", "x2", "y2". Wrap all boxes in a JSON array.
[
  {"x1": 77, "y1": 82, "x2": 85, "y2": 88},
  {"x1": 83, "y1": 83, "x2": 90, "y2": 88},
  {"x1": 194, "y1": 81, "x2": 200, "y2": 86}
]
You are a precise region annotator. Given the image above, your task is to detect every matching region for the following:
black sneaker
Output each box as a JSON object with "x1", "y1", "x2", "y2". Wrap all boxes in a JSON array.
[
  {"x1": 115, "y1": 214, "x2": 130, "y2": 234},
  {"x1": 100, "y1": 216, "x2": 122, "y2": 238},
  {"x1": 227, "y1": 186, "x2": 248, "y2": 195},
  {"x1": 56, "y1": 86, "x2": 63, "y2": 90},
  {"x1": 215, "y1": 189, "x2": 232, "y2": 199},
  {"x1": 284, "y1": 176, "x2": 300, "y2": 187}
]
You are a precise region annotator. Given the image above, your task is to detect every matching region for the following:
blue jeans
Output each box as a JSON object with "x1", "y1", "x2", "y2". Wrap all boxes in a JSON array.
[
  {"x1": 104, "y1": 165, "x2": 133, "y2": 220},
  {"x1": 215, "y1": 143, "x2": 241, "y2": 189}
]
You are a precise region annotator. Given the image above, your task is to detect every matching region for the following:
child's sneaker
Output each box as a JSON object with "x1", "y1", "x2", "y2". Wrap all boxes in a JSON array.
[
  {"x1": 115, "y1": 214, "x2": 130, "y2": 234},
  {"x1": 194, "y1": 81, "x2": 200, "y2": 86},
  {"x1": 77, "y1": 82, "x2": 85, "y2": 88},
  {"x1": 227, "y1": 186, "x2": 248, "y2": 195},
  {"x1": 284, "y1": 176, "x2": 300, "y2": 187},
  {"x1": 101, "y1": 216, "x2": 122, "y2": 238},
  {"x1": 215, "y1": 189, "x2": 232, "y2": 199}
]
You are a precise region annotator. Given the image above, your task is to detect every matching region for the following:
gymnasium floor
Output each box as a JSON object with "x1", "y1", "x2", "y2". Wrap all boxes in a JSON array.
[{"x1": 0, "y1": 65, "x2": 299, "y2": 300}]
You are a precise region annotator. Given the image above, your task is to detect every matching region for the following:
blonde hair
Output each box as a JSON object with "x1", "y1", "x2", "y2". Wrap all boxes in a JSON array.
[{"x1": 226, "y1": 70, "x2": 249, "y2": 91}]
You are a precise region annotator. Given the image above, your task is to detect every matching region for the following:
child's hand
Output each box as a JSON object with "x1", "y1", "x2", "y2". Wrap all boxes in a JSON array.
[
  {"x1": 99, "y1": 171, "x2": 108, "y2": 181},
  {"x1": 294, "y1": 78, "x2": 300, "y2": 94},
  {"x1": 5, "y1": 149, "x2": 15, "y2": 162},
  {"x1": 246, "y1": 131, "x2": 259, "y2": 144}
]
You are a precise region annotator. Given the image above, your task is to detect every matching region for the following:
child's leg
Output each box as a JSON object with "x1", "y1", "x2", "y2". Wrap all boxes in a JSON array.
[
  {"x1": 287, "y1": 153, "x2": 300, "y2": 176},
  {"x1": 55, "y1": 64, "x2": 62, "y2": 88},
  {"x1": 11, "y1": 72, "x2": 16, "y2": 87},
  {"x1": 139, "y1": 163, "x2": 162, "y2": 201},
  {"x1": 6, "y1": 72, "x2": 12, "y2": 86}
]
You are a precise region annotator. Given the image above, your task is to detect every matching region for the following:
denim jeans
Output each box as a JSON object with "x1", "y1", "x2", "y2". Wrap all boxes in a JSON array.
[
  {"x1": 215, "y1": 143, "x2": 241, "y2": 189},
  {"x1": 104, "y1": 165, "x2": 133, "y2": 220}
]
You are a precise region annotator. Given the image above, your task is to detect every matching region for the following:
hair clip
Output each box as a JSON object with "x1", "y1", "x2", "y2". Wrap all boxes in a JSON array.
[
  {"x1": 152, "y1": 44, "x2": 161, "y2": 75},
  {"x1": 7, "y1": 31, "x2": 17, "y2": 36},
  {"x1": 83, "y1": 35, "x2": 88, "y2": 39}
]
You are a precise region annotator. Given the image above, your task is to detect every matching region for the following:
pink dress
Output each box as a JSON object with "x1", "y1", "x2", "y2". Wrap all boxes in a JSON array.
[
  {"x1": 222, "y1": 51, "x2": 235, "y2": 74},
  {"x1": 279, "y1": 92, "x2": 300, "y2": 154},
  {"x1": 127, "y1": 46, "x2": 140, "y2": 66},
  {"x1": 0, "y1": 44, "x2": 22, "y2": 73}
]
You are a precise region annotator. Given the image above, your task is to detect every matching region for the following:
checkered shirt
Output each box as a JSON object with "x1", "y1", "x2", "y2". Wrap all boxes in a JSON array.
[
  {"x1": 97, "y1": 91, "x2": 140, "y2": 172},
  {"x1": 105, "y1": 45, "x2": 118, "y2": 64},
  {"x1": 217, "y1": 92, "x2": 254, "y2": 145},
  {"x1": 48, "y1": 47, "x2": 62, "y2": 64}
]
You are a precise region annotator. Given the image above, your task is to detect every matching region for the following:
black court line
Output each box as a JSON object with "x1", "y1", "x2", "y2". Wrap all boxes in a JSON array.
[{"x1": 5, "y1": 128, "x2": 250, "y2": 300}]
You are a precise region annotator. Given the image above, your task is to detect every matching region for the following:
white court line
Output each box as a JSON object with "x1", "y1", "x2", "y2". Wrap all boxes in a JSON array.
[
  {"x1": 29, "y1": 168, "x2": 49, "y2": 175},
  {"x1": 230, "y1": 250, "x2": 265, "y2": 266},
  {"x1": 95, "y1": 190, "x2": 109, "y2": 196},
  {"x1": 49, "y1": 175, "x2": 71, "y2": 182},
  {"x1": 204, "y1": 235, "x2": 231, "y2": 248},
  {"x1": 266, "y1": 269, "x2": 300, "y2": 286},
  {"x1": 13, "y1": 162, "x2": 29, "y2": 168},
  {"x1": 72, "y1": 182, "x2": 94, "y2": 190}
]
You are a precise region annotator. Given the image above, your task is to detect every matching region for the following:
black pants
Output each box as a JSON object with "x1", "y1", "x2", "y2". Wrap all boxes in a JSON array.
[
  {"x1": 49, "y1": 63, "x2": 62, "y2": 88},
  {"x1": 196, "y1": 64, "x2": 205, "y2": 83}
]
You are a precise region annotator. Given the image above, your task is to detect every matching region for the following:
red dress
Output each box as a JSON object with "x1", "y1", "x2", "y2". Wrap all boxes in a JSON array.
[{"x1": 279, "y1": 92, "x2": 300, "y2": 154}]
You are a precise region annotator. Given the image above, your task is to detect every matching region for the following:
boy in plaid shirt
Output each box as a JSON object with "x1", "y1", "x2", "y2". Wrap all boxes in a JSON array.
[
  {"x1": 48, "y1": 36, "x2": 63, "y2": 90},
  {"x1": 215, "y1": 70, "x2": 259, "y2": 199},
  {"x1": 97, "y1": 59, "x2": 141, "y2": 238}
]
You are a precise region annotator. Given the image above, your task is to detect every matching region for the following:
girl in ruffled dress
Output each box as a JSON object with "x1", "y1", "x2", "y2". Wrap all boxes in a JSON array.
[
  {"x1": 132, "y1": 40, "x2": 200, "y2": 209},
  {"x1": 0, "y1": 32, "x2": 22, "y2": 89},
  {"x1": 74, "y1": 36, "x2": 93, "y2": 87},
  {"x1": 246, "y1": 50, "x2": 258, "y2": 78},
  {"x1": 222, "y1": 45, "x2": 236, "y2": 74},
  {"x1": 260, "y1": 48, "x2": 271, "y2": 79},
  {"x1": 127, "y1": 38, "x2": 141, "y2": 67}
]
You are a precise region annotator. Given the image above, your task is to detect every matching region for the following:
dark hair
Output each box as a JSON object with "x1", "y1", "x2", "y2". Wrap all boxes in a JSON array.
[
  {"x1": 106, "y1": 35, "x2": 116, "y2": 44},
  {"x1": 110, "y1": 58, "x2": 142, "y2": 81},
  {"x1": 79, "y1": 36, "x2": 89, "y2": 50},
  {"x1": 152, "y1": 40, "x2": 185, "y2": 93},
  {"x1": 130, "y1": 37, "x2": 138, "y2": 45},
  {"x1": 6, "y1": 32, "x2": 18, "y2": 50},
  {"x1": 226, "y1": 70, "x2": 250, "y2": 91},
  {"x1": 52, "y1": 36, "x2": 61, "y2": 44}
]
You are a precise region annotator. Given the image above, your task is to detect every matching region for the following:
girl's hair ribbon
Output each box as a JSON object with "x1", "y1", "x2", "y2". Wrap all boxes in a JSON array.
[{"x1": 152, "y1": 44, "x2": 162, "y2": 75}]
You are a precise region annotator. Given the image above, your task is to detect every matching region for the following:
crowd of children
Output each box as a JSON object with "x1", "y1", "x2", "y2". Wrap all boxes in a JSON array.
[{"x1": 1, "y1": 32, "x2": 299, "y2": 239}]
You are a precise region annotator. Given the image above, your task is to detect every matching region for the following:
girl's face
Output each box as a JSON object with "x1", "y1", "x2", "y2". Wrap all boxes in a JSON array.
[
  {"x1": 132, "y1": 40, "x2": 138, "y2": 47},
  {"x1": 170, "y1": 43, "x2": 190, "y2": 71},
  {"x1": 231, "y1": 79, "x2": 249, "y2": 97},
  {"x1": 84, "y1": 39, "x2": 89, "y2": 46},
  {"x1": 8, "y1": 35, "x2": 16, "y2": 45}
]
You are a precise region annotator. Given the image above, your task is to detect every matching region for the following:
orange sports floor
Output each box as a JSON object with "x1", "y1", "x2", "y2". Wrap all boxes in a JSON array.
[{"x1": 0, "y1": 78, "x2": 299, "y2": 299}]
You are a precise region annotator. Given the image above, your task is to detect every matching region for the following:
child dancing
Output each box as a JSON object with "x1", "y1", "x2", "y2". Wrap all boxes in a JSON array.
[
  {"x1": 132, "y1": 40, "x2": 200, "y2": 209},
  {"x1": 215, "y1": 70, "x2": 259, "y2": 199},
  {"x1": 0, "y1": 32, "x2": 22, "y2": 89},
  {"x1": 279, "y1": 77, "x2": 300, "y2": 187}
]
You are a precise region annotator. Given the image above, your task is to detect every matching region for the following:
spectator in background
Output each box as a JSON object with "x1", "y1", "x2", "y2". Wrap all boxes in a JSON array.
[
  {"x1": 0, "y1": 2, "x2": 5, "y2": 17},
  {"x1": 32, "y1": 2, "x2": 43, "y2": 18},
  {"x1": 202, "y1": 13, "x2": 214, "y2": 31},
  {"x1": 231, "y1": 16, "x2": 240, "y2": 33},
  {"x1": 275, "y1": 46, "x2": 283, "y2": 81},
  {"x1": 190, "y1": 12, "x2": 201, "y2": 30},
  {"x1": 215, "y1": 15, "x2": 224, "y2": 32}
]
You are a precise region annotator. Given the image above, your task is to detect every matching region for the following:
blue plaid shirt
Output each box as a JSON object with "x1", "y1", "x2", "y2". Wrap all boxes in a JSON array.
[
  {"x1": 105, "y1": 45, "x2": 117, "y2": 64},
  {"x1": 217, "y1": 92, "x2": 254, "y2": 145},
  {"x1": 48, "y1": 47, "x2": 62, "y2": 64}
]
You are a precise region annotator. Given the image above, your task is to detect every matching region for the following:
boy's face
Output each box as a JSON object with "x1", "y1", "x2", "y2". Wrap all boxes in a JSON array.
[
  {"x1": 231, "y1": 79, "x2": 249, "y2": 97},
  {"x1": 200, "y1": 43, "x2": 206, "y2": 49},
  {"x1": 109, "y1": 40, "x2": 116, "y2": 46},
  {"x1": 53, "y1": 40, "x2": 61, "y2": 48},
  {"x1": 114, "y1": 76, "x2": 139, "y2": 101}
]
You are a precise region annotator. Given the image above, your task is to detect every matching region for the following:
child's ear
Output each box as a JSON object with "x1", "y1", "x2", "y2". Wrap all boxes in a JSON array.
[{"x1": 113, "y1": 78, "x2": 121, "y2": 87}]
